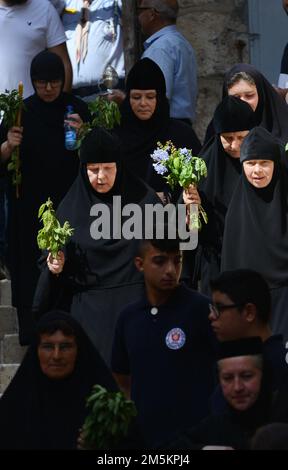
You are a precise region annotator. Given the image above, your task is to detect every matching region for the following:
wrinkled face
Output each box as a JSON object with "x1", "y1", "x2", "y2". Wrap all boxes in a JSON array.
[
  {"x1": 219, "y1": 356, "x2": 262, "y2": 411},
  {"x1": 220, "y1": 130, "x2": 250, "y2": 159},
  {"x1": 228, "y1": 79, "x2": 259, "y2": 112},
  {"x1": 38, "y1": 330, "x2": 78, "y2": 380},
  {"x1": 87, "y1": 163, "x2": 117, "y2": 193},
  {"x1": 130, "y1": 89, "x2": 157, "y2": 120},
  {"x1": 135, "y1": 244, "x2": 182, "y2": 293},
  {"x1": 33, "y1": 79, "x2": 62, "y2": 102},
  {"x1": 243, "y1": 159, "x2": 274, "y2": 188},
  {"x1": 209, "y1": 291, "x2": 247, "y2": 341}
]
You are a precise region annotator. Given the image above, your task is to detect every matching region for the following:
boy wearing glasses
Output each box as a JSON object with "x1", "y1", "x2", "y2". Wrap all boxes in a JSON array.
[{"x1": 209, "y1": 269, "x2": 288, "y2": 413}]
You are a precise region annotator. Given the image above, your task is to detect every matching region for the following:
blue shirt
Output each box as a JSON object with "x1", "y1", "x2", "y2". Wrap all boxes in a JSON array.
[
  {"x1": 112, "y1": 284, "x2": 216, "y2": 448},
  {"x1": 142, "y1": 25, "x2": 197, "y2": 122}
]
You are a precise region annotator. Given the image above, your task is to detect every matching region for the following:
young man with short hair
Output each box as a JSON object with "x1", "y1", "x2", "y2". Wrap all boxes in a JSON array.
[{"x1": 111, "y1": 237, "x2": 216, "y2": 448}]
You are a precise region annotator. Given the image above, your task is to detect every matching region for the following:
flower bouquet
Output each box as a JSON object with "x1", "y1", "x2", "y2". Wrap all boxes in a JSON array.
[{"x1": 151, "y1": 141, "x2": 208, "y2": 230}]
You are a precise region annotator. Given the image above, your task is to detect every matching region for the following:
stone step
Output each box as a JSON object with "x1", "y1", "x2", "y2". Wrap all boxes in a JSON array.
[
  {"x1": 0, "y1": 306, "x2": 18, "y2": 337},
  {"x1": 1, "y1": 334, "x2": 27, "y2": 364},
  {"x1": 0, "y1": 364, "x2": 19, "y2": 394},
  {"x1": 0, "y1": 280, "x2": 12, "y2": 306}
]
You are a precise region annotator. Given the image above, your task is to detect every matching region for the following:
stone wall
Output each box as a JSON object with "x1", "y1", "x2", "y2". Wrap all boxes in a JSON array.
[{"x1": 177, "y1": 0, "x2": 249, "y2": 142}]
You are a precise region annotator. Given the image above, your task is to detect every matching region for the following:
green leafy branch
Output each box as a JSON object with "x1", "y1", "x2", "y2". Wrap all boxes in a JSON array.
[
  {"x1": 77, "y1": 96, "x2": 121, "y2": 147},
  {"x1": 82, "y1": 385, "x2": 137, "y2": 450},
  {"x1": 37, "y1": 198, "x2": 74, "y2": 257},
  {"x1": 0, "y1": 87, "x2": 24, "y2": 193}
]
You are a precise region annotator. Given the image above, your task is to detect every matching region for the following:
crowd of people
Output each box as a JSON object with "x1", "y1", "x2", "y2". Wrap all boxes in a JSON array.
[{"x1": 0, "y1": 0, "x2": 288, "y2": 451}]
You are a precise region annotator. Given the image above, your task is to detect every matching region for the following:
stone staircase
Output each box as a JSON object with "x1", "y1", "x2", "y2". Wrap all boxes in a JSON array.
[{"x1": 0, "y1": 280, "x2": 27, "y2": 396}]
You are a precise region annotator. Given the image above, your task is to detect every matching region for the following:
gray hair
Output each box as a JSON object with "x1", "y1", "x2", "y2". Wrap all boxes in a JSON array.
[
  {"x1": 148, "y1": 0, "x2": 179, "y2": 21},
  {"x1": 227, "y1": 71, "x2": 256, "y2": 89}
]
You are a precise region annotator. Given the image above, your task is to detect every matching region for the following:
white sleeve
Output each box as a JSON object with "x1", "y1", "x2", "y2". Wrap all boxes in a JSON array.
[
  {"x1": 278, "y1": 73, "x2": 288, "y2": 88},
  {"x1": 46, "y1": 2, "x2": 67, "y2": 48}
]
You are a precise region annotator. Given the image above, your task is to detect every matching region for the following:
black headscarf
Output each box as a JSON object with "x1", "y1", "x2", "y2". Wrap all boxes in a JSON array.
[
  {"x1": 204, "y1": 63, "x2": 288, "y2": 144},
  {"x1": 115, "y1": 58, "x2": 201, "y2": 192},
  {"x1": 223, "y1": 63, "x2": 288, "y2": 143},
  {"x1": 199, "y1": 97, "x2": 256, "y2": 243},
  {"x1": 53, "y1": 127, "x2": 159, "y2": 289},
  {"x1": 0, "y1": 310, "x2": 117, "y2": 449},
  {"x1": 221, "y1": 127, "x2": 288, "y2": 288}
]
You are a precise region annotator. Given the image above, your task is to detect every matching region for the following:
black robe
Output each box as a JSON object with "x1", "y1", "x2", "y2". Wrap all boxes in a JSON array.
[
  {"x1": 205, "y1": 63, "x2": 288, "y2": 144},
  {"x1": 0, "y1": 311, "x2": 117, "y2": 450},
  {"x1": 221, "y1": 129, "x2": 288, "y2": 339},
  {"x1": 114, "y1": 87, "x2": 201, "y2": 198},
  {"x1": 196, "y1": 136, "x2": 242, "y2": 294},
  {"x1": 0, "y1": 92, "x2": 90, "y2": 344},
  {"x1": 33, "y1": 164, "x2": 161, "y2": 363}
]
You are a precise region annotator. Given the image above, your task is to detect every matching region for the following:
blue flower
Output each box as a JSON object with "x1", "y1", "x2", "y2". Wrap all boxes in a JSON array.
[
  {"x1": 180, "y1": 148, "x2": 192, "y2": 162},
  {"x1": 151, "y1": 149, "x2": 170, "y2": 163},
  {"x1": 153, "y1": 162, "x2": 168, "y2": 175}
]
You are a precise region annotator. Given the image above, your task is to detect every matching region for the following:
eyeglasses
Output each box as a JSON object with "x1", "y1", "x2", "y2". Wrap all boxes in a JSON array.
[
  {"x1": 34, "y1": 80, "x2": 62, "y2": 88},
  {"x1": 209, "y1": 303, "x2": 244, "y2": 319}
]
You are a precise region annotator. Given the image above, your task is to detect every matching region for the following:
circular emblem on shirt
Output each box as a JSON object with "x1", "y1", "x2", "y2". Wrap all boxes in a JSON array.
[
  {"x1": 165, "y1": 328, "x2": 186, "y2": 350},
  {"x1": 150, "y1": 307, "x2": 158, "y2": 315}
]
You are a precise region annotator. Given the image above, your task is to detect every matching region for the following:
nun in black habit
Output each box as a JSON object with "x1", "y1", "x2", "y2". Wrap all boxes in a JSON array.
[
  {"x1": 221, "y1": 126, "x2": 288, "y2": 340},
  {"x1": 187, "y1": 96, "x2": 255, "y2": 294},
  {"x1": 164, "y1": 337, "x2": 273, "y2": 450},
  {"x1": 114, "y1": 58, "x2": 201, "y2": 202},
  {"x1": 0, "y1": 50, "x2": 90, "y2": 345},
  {"x1": 205, "y1": 63, "x2": 288, "y2": 145},
  {"x1": 33, "y1": 127, "x2": 161, "y2": 363},
  {"x1": 0, "y1": 310, "x2": 117, "y2": 450}
]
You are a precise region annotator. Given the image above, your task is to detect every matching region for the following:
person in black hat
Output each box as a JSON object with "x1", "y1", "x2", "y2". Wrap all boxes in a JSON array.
[
  {"x1": 33, "y1": 126, "x2": 161, "y2": 364},
  {"x1": 183, "y1": 95, "x2": 256, "y2": 294},
  {"x1": 114, "y1": 58, "x2": 201, "y2": 203},
  {"x1": 0, "y1": 50, "x2": 90, "y2": 346},
  {"x1": 221, "y1": 126, "x2": 288, "y2": 341},
  {"x1": 164, "y1": 337, "x2": 273, "y2": 450}
]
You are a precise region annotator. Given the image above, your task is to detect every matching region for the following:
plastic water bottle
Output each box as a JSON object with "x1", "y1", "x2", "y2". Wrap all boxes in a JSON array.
[{"x1": 64, "y1": 105, "x2": 77, "y2": 150}]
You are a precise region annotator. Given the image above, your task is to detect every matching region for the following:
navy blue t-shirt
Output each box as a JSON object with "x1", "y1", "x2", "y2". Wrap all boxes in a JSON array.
[{"x1": 111, "y1": 284, "x2": 216, "y2": 448}]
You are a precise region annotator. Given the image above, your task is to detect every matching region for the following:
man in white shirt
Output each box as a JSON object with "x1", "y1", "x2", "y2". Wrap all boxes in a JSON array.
[{"x1": 0, "y1": 0, "x2": 72, "y2": 97}]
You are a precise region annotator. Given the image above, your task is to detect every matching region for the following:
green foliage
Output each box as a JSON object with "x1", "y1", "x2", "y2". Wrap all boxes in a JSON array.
[
  {"x1": 0, "y1": 89, "x2": 24, "y2": 187},
  {"x1": 82, "y1": 385, "x2": 137, "y2": 450},
  {"x1": 0, "y1": 89, "x2": 23, "y2": 129},
  {"x1": 37, "y1": 198, "x2": 74, "y2": 257},
  {"x1": 151, "y1": 141, "x2": 208, "y2": 230},
  {"x1": 77, "y1": 96, "x2": 121, "y2": 147}
]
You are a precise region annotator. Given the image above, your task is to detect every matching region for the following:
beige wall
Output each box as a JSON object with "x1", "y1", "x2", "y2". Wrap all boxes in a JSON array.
[{"x1": 177, "y1": 0, "x2": 249, "y2": 142}]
